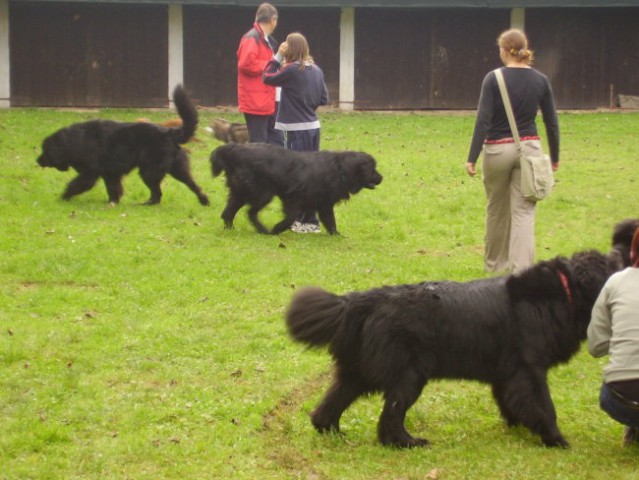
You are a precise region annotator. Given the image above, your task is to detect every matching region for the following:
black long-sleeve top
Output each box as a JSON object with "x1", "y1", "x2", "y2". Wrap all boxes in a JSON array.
[{"x1": 467, "y1": 67, "x2": 560, "y2": 164}]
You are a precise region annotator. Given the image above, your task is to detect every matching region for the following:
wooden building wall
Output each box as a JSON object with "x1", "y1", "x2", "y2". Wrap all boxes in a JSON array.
[
  {"x1": 10, "y1": 2, "x2": 168, "y2": 107},
  {"x1": 7, "y1": 2, "x2": 639, "y2": 109},
  {"x1": 182, "y1": 6, "x2": 340, "y2": 107},
  {"x1": 354, "y1": 8, "x2": 510, "y2": 109},
  {"x1": 526, "y1": 7, "x2": 639, "y2": 109}
]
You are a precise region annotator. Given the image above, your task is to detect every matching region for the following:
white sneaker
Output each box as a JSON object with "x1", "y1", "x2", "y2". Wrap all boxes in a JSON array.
[
  {"x1": 290, "y1": 221, "x2": 304, "y2": 233},
  {"x1": 301, "y1": 223, "x2": 321, "y2": 233}
]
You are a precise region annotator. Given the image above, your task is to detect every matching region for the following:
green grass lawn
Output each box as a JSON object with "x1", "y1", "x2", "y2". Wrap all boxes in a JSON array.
[{"x1": 1, "y1": 106, "x2": 638, "y2": 479}]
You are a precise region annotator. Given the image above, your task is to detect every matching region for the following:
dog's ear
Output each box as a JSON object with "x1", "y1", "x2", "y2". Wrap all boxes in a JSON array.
[
  {"x1": 339, "y1": 152, "x2": 364, "y2": 176},
  {"x1": 336, "y1": 153, "x2": 362, "y2": 189}
]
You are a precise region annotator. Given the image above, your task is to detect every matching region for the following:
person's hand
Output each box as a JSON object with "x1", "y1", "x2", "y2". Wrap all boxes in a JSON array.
[
  {"x1": 277, "y1": 42, "x2": 289, "y2": 57},
  {"x1": 465, "y1": 162, "x2": 477, "y2": 177}
]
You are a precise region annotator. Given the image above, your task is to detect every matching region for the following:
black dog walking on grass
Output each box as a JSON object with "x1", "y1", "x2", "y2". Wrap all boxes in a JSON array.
[
  {"x1": 286, "y1": 230, "x2": 633, "y2": 448},
  {"x1": 210, "y1": 143, "x2": 382, "y2": 235},
  {"x1": 37, "y1": 85, "x2": 209, "y2": 206}
]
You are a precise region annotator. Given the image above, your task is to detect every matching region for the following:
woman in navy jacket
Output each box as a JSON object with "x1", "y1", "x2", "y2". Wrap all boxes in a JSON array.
[{"x1": 263, "y1": 32, "x2": 329, "y2": 232}]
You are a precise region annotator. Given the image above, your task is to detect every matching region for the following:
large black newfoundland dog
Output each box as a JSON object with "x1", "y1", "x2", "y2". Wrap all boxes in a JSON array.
[
  {"x1": 210, "y1": 143, "x2": 382, "y2": 235},
  {"x1": 286, "y1": 228, "x2": 634, "y2": 448},
  {"x1": 37, "y1": 85, "x2": 209, "y2": 206}
]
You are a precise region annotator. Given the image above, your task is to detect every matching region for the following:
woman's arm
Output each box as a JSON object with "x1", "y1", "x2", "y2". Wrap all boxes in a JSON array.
[
  {"x1": 540, "y1": 78, "x2": 560, "y2": 165},
  {"x1": 466, "y1": 72, "x2": 495, "y2": 171}
]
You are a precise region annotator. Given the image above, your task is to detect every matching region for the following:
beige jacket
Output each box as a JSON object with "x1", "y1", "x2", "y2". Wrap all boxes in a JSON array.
[{"x1": 588, "y1": 267, "x2": 639, "y2": 383}]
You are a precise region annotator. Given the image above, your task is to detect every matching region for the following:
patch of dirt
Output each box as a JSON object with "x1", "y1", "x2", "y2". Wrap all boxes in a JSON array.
[{"x1": 261, "y1": 370, "x2": 332, "y2": 479}]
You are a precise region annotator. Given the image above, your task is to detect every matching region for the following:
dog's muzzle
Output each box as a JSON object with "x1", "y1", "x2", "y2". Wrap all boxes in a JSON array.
[{"x1": 366, "y1": 174, "x2": 383, "y2": 189}]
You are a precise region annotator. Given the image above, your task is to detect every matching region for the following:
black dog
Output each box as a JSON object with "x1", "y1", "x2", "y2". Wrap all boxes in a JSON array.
[
  {"x1": 210, "y1": 143, "x2": 382, "y2": 235},
  {"x1": 286, "y1": 247, "x2": 624, "y2": 448},
  {"x1": 37, "y1": 85, "x2": 209, "y2": 206}
]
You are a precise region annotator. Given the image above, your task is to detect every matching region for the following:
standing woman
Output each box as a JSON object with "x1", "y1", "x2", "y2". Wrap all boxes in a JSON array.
[
  {"x1": 263, "y1": 32, "x2": 329, "y2": 233},
  {"x1": 465, "y1": 29, "x2": 559, "y2": 273}
]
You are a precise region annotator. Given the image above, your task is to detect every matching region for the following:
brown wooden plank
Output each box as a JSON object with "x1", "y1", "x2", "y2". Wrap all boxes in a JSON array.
[
  {"x1": 10, "y1": 2, "x2": 167, "y2": 107},
  {"x1": 183, "y1": 5, "x2": 339, "y2": 107},
  {"x1": 527, "y1": 7, "x2": 639, "y2": 109},
  {"x1": 354, "y1": 8, "x2": 510, "y2": 109}
]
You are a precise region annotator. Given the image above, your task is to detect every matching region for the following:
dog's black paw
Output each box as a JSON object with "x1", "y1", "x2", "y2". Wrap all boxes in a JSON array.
[
  {"x1": 381, "y1": 435, "x2": 430, "y2": 449},
  {"x1": 542, "y1": 435, "x2": 570, "y2": 448},
  {"x1": 311, "y1": 411, "x2": 340, "y2": 434}
]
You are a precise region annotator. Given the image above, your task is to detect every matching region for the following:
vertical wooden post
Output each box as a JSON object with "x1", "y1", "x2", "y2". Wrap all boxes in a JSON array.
[
  {"x1": 168, "y1": 4, "x2": 184, "y2": 108},
  {"x1": 511, "y1": 7, "x2": 525, "y2": 30},
  {"x1": 339, "y1": 7, "x2": 355, "y2": 111},
  {"x1": 0, "y1": 0, "x2": 10, "y2": 107}
]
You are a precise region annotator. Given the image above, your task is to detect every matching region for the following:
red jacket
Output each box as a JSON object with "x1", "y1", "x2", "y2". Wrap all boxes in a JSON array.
[{"x1": 237, "y1": 23, "x2": 276, "y2": 115}]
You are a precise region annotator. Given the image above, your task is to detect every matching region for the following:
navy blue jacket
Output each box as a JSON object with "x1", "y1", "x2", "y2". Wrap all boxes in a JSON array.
[{"x1": 263, "y1": 56, "x2": 328, "y2": 131}]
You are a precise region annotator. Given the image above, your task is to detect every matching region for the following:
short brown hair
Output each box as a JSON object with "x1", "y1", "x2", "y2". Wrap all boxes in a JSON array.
[
  {"x1": 284, "y1": 32, "x2": 313, "y2": 69},
  {"x1": 498, "y1": 29, "x2": 534, "y2": 64},
  {"x1": 255, "y1": 3, "x2": 278, "y2": 23}
]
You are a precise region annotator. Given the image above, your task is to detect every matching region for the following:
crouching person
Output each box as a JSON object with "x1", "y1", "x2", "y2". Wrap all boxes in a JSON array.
[{"x1": 588, "y1": 226, "x2": 639, "y2": 446}]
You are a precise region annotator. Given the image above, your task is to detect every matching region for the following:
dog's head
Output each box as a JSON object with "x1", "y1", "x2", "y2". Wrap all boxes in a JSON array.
[
  {"x1": 37, "y1": 130, "x2": 71, "y2": 171},
  {"x1": 211, "y1": 118, "x2": 232, "y2": 143},
  {"x1": 608, "y1": 218, "x2": 639, "y2": 269},
  {"x1": 341, "y1": 152, "x2": 383, "y2": 194},
  {"x1": 228, "y1": 124, "x2": 249, "y2": 144}
]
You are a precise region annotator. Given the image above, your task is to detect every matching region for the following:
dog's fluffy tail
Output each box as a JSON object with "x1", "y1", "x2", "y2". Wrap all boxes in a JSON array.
[
  {"x1": 210, "y1": 144, "x2": 234, "y2": 177},
  {"x1": 172, "y1": 84, "x2": 198, "y2": 144},
  {"x1": 286, "y1": 287, "x2": 347, "y2": 347}
]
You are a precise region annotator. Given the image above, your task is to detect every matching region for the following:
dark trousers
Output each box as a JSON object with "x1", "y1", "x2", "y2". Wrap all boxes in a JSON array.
[
  {"x1": 286, "y1": 129, "x2": 321, "y2": 225},
  {"x1": 600, "y1": 382, "x2": 639, "y2": 428},
  {"x1": 243, "y1": 112, "x2": 285, "y2": 146},
  {"x1": 286, "y1": 128, "x2": 320, "y2": 152}
]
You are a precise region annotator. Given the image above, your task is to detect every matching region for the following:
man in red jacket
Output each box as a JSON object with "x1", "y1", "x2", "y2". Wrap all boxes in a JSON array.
[{"x1": 237, "y1": 3, "x2": 284, "y2": 145}]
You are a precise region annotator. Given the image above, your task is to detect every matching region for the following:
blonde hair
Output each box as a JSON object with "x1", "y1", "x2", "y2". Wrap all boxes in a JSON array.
[
  {"x1": 497, "y1": 29, "x2": 534, "y2": 64},
  {"x1": 285, "y1": 33, "x2": 314, "y2": 70}
]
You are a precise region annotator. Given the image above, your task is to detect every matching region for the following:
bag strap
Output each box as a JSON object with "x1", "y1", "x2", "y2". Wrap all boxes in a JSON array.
[{"x1": 494, "y1": 68, "x2": 522, "y2": 151}]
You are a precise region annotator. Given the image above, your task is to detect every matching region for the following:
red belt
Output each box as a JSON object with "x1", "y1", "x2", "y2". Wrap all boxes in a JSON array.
[{"x1": 484, "y1": 136, "x2": 540, "y2": 144}]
